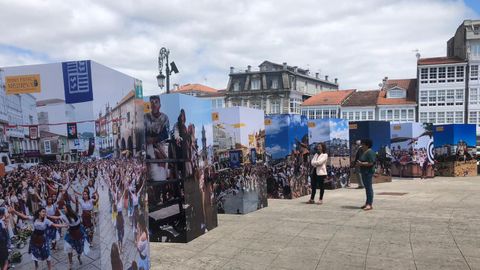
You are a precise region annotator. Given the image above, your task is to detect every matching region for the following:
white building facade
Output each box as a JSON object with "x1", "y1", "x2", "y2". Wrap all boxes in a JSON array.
[{"x1": 417, "y1": 58, "x2": 467, "y2": 125}]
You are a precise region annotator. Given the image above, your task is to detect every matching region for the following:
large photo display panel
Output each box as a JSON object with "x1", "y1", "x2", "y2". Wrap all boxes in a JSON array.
[
  {"x1": 212, "y1": 107, "x2": 267, "y2": 214},
  {"x1": 265, "y1": 114, "x2": 310, "y2": 199},
  {"x1": 349, "y1": 121, "x2": 392, "y2": 184},
  {"x1": 433, "y1": 124, "x2": 477, "y2": 177},
  {"x1": 390, "y1": 123, "x2": 435, "y2": 178},
  {"x1": 0, "y1": 61, "x2": 149, "y2": 270},
  {"x1": 308, "y1": 118, "x2": 350, "y2": 189},
  {"x1": 144, "y1": 93, "x2": 217, "y2": 243}
]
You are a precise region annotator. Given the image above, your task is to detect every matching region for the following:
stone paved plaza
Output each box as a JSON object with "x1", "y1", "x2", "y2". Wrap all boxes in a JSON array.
[{"x1": 150, "y1": 176, "x2": 480, "y2": 270}]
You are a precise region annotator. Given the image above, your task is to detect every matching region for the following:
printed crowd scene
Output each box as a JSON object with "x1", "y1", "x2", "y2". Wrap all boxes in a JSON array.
[{"x1": 0, "y1": 61, "x2": 149, "y2": 270}]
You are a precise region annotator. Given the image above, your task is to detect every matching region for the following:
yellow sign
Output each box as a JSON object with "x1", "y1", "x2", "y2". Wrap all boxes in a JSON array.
[
  {"x1": 264, "y1": 119, "x2": 272, "y2": 126},
  {"x1": 308, "y1": 122, "x2": 316, "y2": 128},
  {"x1": 212, "y1": 112, "x2": 219, "y2": 121},
  {"x1": 143, "y1": 101, "x2": 151, "y2": 113},
  {"x1": 436, "y1": 126, "x2": 444, "y2": 132},
  {"x1": 349, "y1": 123, "x2": 357, "y2": 129},
  {"x1": 393, "y1": 125, "x2": 401, "y2": 130},
  {"x1": 5, "y1": 74, "x2": 41, "y2": 95},
  {"x1": 232, "y1": 123, "x2": 246, "y2": 128}
]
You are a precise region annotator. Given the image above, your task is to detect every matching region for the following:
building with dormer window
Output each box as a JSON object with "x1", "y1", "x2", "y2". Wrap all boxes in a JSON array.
[
  {"x1": 225, "y1": 61, "x2": 338, "y2": 114},
  {"x1": 377, "y1": 78, "x2": 417, "y2": 122}
]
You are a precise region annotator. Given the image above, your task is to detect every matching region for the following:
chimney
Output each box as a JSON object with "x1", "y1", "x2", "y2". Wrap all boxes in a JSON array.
[
  {"x1": 315, "y1": 72, "x2": 319, "y2": 79},
  {"x1": 293, "y1": 66, "x2": 298, "y2": 73},
  {"x1": 325, "y1": 75, "x2": 329, "y2": 81},
  {"x1": 334, "y1": 78, "x2": 338, "y2": 84},
  {"x1": 283, "y1": 62, "x2": 287, "y2": 70},
  {"x1": 173, "y1": 83, "x2": 179, "y2": 90},
  {"x1": 247, "y1": 65, "x2": 251, "y2": 72},
  {"x1": 230, "y1": 67, "x2": 234, "y2": 74}
]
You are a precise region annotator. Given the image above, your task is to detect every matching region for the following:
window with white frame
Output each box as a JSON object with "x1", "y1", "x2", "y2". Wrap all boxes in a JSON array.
[
  {"x1": 455, "y1": 111, "x2": 463, "y2": 123},
  {"x1": 471, "y1": 65, "x2": 479, "y2": 80},
  {"x1": 250, "y1": 101, "x2": 261, "y2": 110},
  {"x1": 428, "y1": 90, "x2": 436, "y2": 106},
  {"x1": 469, "y1": 111, "x2": 478, "y2": 124},
  {"x1": 447, "y1": 66, "x2": 455, "y2": 82},
  {"x1": 380, "y1": 110, "x2": 386, "y2": 120},
  {"x1": 420, "y1": 68, "x2": 428, "y2": 83},
  {"x1": 470, "y1": 88, "x2": 480, "y2": 105},
  {"x1": 251, "y1": 79, "x2": 261, "y2": 90},
  {"x1": 361, "y1": 111, "x2": 367, "y2": 120},
  {"x1": 233, "y1": 81, "x2": 240, "y2": 91},
  {"x1": 308, "y1": 110, "x2": 315, "y2": 119},
  {"x1": 301, "y1": 110, "x2": 307, "y2": 117},
  {"x1": 270, "y1": 100, "x2": 280, "y2": 114},
  {"x1": 387, "y1": 88, "x2": 406, "y2": 98},
  {"x1": 446, "y1": 112, "x2": 454, "y2": 123},
  {"x1": 447, "y1": 90, "x2": 455, "y2": 105},
  {"x1": 420, "y1": 112, "x2": 427, "y2": 123},
  {"x1": 354, "y1": 111, "x2": 360, "y2": 120},
  {"x1": 428, "y1": 112, "x2": 436, "y2": 124},
  {"x1": 429, "y1": 67, "x2": 437, "y2": 83},
  {"x1": 437, "y1": 90, "x2": 446, "y2": 106},
  {"x1": 331, "y1": 109, "x2": 337, "y2": 118},
  {"x1": 437, "y1": 112, "x2": 445, "y2": 124},
  {"x1": 472, "y1": 43, "x2": 480, "y2": 57},
  {"x1": 342, "y1": 112, "x2": 347, "y2": 119},
  {"x1": 348, "y1": 112, "x2": 354, "y2": 120},
  {"x1": 289, "y1": 98, "x2": 301, "y2": 114},
  {"x1": 420, "y1": 91, "x2": 428, "y2": 106},
  {"x1": 211, "y1": 99, "x2": 224, "y2": 109},
  {"x1": 456, "y1": 66, "x2": 465, "y2": 82},
  {"x1": 438, "y1": 67, "x2": 446, "y2": 83},
  {"x1": 271, "y1": 79, "x2": 278, "y2": 89},
  {"x1": 455, "y1": 89, "x2": 464, "y2": 105}
]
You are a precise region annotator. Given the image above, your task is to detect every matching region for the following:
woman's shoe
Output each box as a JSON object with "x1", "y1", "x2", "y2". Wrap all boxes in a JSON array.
[
  {"x1": 363, "y1": 205, "x2": 373, "y2": 211},
  {"x1": 317, "y1": 200, "x2": 323, "y2": 205},
  {"x1": 360, "y1": 205, "x2": 367, "y2": 209},
  {"x1": 306, "y1": 199, "x2": 315, "y2": 204}
]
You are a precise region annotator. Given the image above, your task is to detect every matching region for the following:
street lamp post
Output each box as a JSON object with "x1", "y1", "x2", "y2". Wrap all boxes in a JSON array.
[{"x1": 157, "y1": 47, "x2": 179, "y2": 94}]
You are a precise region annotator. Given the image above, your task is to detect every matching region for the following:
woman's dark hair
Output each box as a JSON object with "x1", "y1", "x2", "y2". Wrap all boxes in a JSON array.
[
  {"x1": 317, "y1": 142, "x2": 327, "y2": 154},
  {"x1": 83, "y1": 190, "x2": 91, "y2": 200},
  {"x1": 137, "y1": 214, "x2": 147, "y2": 234},
  {"x1": 34, "y1": 207, "x2": 46, "y2": 221},
  {"x1": 64, "y1": 203, "x2": 78, "y2": 223},
  {"x1": 111, "y1": 242, "x2": 123, "y2": 270},
  {"x1": 361, "y1": 139, "x2": 373, "y2": 148}
]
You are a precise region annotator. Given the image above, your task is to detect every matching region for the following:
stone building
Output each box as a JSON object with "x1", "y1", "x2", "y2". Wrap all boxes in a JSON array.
[{"x1": 225, "y1": 61, "x2": 338, "y2": 114}]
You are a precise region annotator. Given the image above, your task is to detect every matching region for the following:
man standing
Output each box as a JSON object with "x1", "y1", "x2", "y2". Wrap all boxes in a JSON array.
[
  {"x1": 352, "y1": 140, "x2": 365, "y2": 189},
  {"x1": 145, "y1": 95, "x2": 170, "y2": 180}
]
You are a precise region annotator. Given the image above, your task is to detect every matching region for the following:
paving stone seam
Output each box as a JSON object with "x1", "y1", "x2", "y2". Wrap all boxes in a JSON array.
[
  {"x1": 447, "y1": 209, "x2": 473, "y2": 270},
  {"x1": 408, "y1": 222, "x2": 419, "y2": 270}
]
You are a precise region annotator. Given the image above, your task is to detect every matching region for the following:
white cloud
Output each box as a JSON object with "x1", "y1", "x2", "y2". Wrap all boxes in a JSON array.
[
  {"x1": 266, "y1": 145, "x2": 286, "y2": 156},
  {"x1": 0, "y1": 0, "x2": 478, "y2": 93}
]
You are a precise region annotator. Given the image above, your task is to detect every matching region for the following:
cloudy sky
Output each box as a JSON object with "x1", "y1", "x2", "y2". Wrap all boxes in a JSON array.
[{"x1": 0, "y1": 0, "x2": 479, "y2": 96}]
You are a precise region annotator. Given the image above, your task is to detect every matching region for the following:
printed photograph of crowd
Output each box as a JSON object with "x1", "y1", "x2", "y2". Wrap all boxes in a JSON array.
[
  {"x1": 0, "y1": 158, "x2": 149, "y2": 270},
  {"x1": 212, "y1": 107, "x2": 268, "y2": 214},
  {"x1": 390, "y1": 123, "x2": 435, "y2": 178},
  {"x1": 144, "y1": 94, "x2": 217, "y2": 243},
  {"x1": 0, "y1": 60, "x2": 150, "y2": 270},
  {"x1": 308, "y1": 119, "x2": 350, "y2": 189}
]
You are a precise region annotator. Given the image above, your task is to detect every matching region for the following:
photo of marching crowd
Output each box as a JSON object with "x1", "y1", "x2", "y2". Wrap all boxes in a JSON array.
[
  {"x1": 265, "y1": 114, "x2": 311, "y2": 199},
  {"x1": 144, "y1": 93, "x2": 217, "y2": 243},
  {"x1": 212, "y1": 107, "x2": 268, "y2": 214},
  {"x1": 390, "y1": 123, "x2": 435, "y2": 178},
  {"x1": 308, "y1": 119, "x2": 351, "y2": 189},
  {"x1": 0, "y1": 61, "x2": 149, "y2": 270}
]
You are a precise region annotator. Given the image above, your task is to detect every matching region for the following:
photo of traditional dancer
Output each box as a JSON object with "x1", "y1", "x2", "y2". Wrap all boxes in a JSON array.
[
  {"x1": 308, "y1": 119, "x2": 350, "y2": 189},
  {"x1": 433, "y1": 124, "x2": 477, "y2": 177},
  {"x1": 144, "y1": 93, "x2": 217, "y2": 243},
  {"x1": 0, "y1": 60, "x2": 149, "y2": 270},
  {"x1": 390, "y1": 123, "x2": 435, "y2": 178},
  {"x1": 265, "y1": 114, "x2": 310, "y2": 199},
  {"x1": 212, "y1": 107, "x2": 267, "y2": 214}
]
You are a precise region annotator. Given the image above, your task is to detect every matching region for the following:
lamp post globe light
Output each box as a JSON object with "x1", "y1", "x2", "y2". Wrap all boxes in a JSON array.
[{"x1": 157, "y1": 47, "x2": 179, "y2": 94}]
